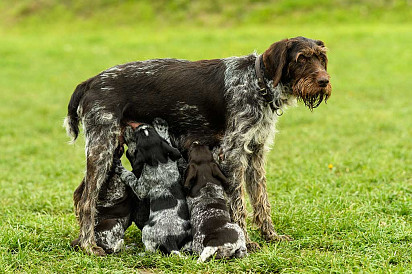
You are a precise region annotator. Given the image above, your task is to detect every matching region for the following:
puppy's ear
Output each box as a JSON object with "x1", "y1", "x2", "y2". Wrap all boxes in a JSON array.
[
  {"x1": 184, "y1": 164, "x2": 197, "y2": 191},
  {"x1": 210, "y1": 163, "x2": 229, "y2": 190},
  {"x1": 161, "y1": 140, "x2": 181, "y2": 162},
  {"x1": 263, "y1": 39, "x2": 289, "y2": 88}
]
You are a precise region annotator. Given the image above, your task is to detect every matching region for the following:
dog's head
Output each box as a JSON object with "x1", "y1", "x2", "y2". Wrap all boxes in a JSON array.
[
  {"x1": 184, "y1": 143, "x2": 228, "y2": 197},
  {"x1": 123, "y1": 124, "x2": 181, "y2": 176},
  {"x1": 263, "y1": 36, "x2": 332, "y2": 109}
]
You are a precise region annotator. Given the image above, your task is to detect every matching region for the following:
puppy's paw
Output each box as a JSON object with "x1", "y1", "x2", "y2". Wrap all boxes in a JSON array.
[
  {"x1": 114, "y1": 164, "x2": 125, "y2": 174},
  {"x1": 198, "y1": 246, "x2": 218, "y2": 263},
  {"x1": 234, "y1": 246, "x2": 248, "y2": 258}
]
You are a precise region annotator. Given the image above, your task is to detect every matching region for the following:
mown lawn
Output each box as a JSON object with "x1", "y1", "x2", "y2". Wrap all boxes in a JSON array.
[{"x1": 0, "y1": 20, "x2": 411, "y2": 272}]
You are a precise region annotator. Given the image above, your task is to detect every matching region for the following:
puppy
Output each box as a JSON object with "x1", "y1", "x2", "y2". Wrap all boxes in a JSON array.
[
  {"x1": 72, "y1": 146, "x2": 143, "y2": 254},
  {"x1": 184, "y1": 143, "x2": 247, "y2": 262},
  {"x1": 117, "y1": 119, "x2": 192, "y2": 254}
]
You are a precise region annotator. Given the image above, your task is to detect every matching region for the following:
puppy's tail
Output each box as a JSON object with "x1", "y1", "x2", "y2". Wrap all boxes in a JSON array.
[{"x1": 63, "y1": 79, "x2": 91, "y2": 143}]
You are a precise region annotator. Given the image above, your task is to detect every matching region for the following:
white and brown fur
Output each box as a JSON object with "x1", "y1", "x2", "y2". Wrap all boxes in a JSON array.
[
  {"x1": 71, "y1": 147, "x2": 148, "y2": 254},
  {"x1": 65, "y1": 37, "x2": 331, "y2": 255},
  {"x1": 185, "y1": 143, "x2": 247, "y2": 262},
  {"x1": 118, "y1": 119, "x2": 192, "y2": 254}
]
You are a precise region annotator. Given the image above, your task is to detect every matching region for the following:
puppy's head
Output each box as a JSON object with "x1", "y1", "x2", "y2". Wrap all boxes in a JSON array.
[
  {"x1": 124, "y1": 124, "x2": 181, "y2": 176},
  {"x1": 184, "y1": 143, "x2": 228, "y2": 196}
]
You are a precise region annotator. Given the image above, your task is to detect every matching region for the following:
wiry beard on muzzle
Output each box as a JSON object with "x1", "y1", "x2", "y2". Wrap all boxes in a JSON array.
[{"x1": 292, "y1": 77, "x2": 331, "y2": 110}]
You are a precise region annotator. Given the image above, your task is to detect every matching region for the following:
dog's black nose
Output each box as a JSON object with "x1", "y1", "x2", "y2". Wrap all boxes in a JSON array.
[{"x1": 317, "y1": 77, "x2": 329, "y2": 87}]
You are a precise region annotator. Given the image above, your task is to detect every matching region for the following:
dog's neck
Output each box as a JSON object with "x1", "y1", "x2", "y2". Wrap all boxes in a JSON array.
[
  {"x1": 255, "y1": 54, "x2": 276, "y2": 112},
  {"x1": 255, "y1": 54, "x2": 294, "y2": 116}
]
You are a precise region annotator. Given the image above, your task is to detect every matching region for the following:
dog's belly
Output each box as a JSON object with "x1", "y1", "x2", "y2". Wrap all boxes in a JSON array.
[{"x1": 123, "y1": 100, "x2": 225, "y2": 148}]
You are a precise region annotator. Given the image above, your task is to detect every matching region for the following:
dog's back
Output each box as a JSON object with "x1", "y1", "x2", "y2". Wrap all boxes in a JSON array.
[{"x1": 185, "y1": 144, "x2": 247, "y2": 262}]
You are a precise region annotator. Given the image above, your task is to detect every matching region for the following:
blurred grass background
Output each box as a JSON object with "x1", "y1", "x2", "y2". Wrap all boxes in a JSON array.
[
  {"x1": 0, "y1": 0, "x2": 411, "y2": 273},
  {"x1": 1, "y1": 0, "x2": 411, "y2": 26}
]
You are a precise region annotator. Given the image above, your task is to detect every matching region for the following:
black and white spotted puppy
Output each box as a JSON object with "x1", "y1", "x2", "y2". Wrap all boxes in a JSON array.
[
  {"x1": 118, "y1": 119, "x2": 192, "y2": 254},
  {"x1": 184, "y1": 143, "x2": 247, "y2": 262}
]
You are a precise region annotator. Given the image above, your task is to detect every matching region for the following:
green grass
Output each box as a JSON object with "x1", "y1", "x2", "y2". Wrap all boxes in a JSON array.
[
  {"x1": 1, "y1": 0, "x2": 411, "y2": 27},
  {"x1": 1, "y1": 4, "x2": 411, "y2": 273}
]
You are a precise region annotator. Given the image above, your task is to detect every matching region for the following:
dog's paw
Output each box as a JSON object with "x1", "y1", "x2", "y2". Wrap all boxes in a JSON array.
[
  {"x1": 70, "y1": 238, "x2": 81, "y2": 249},
  {"x1": 170, "y1": 250, "x2": 184, "y2": 257},
  {"x1": 90, "y1": 246, "x2": 107, "y2": 256},
  {"x1": 153, "y1": 117, "x2": 168, "y2": 129},
  {"x1": 234, "y1": 246, "x2": 248, "y2": 258},
  {"x1": 152, "y1": 118, "x2": 169, "y2": 136},
  {"x1": 246, "y1": 241, "x2": 261, "y2": 252},
  {"x1": 273, "y1": 234, "x2": 294, "y2": 242},
  {"x1": 114, "y1": 163, "x2": 125, "y2": 174},
  {"x1": 264, "y1": 231, "x2": 293, "y2": 242}
]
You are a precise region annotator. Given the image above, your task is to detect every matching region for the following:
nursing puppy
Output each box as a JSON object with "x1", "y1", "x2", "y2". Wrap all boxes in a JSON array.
[
  {"x1": 184, "y1": 143, "x2": 247, "y2": 262},
  {"x1": 72, "y1": 146, "x2": 139, "y2": 254},
  {"x1": 118, "y1": 119, "x2": 192, "y2": 254}
]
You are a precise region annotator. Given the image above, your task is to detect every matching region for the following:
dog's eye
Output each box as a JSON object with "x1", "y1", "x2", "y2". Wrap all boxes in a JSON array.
[{"x1": 298, "y1": 55, "x2": 307, "y2": 63}]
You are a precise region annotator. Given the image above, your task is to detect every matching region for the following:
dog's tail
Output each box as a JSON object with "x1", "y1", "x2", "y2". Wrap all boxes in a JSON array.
[{"x1": 63, "y1": 79, "x2": 91, "y2": 143}]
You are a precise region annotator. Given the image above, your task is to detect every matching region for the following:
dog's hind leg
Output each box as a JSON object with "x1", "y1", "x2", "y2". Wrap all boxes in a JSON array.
[
  {"x1": 70, "y1": 178, "x2": 85, "y2": 248},
  {"x1": 73, "y1": 178, "x2": 85, "y2": 222},
  {"x1": 77, "y1": 110, "x2": 121, "y2": 256},
  {"x1": 245, "y1": 146, "x2": 293, "y2": 242}
]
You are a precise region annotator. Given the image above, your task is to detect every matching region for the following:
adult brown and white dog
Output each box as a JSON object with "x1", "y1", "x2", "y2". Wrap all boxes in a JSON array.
[{"x1": 65, "y1": 36, "x2": 331, "y2": 255}]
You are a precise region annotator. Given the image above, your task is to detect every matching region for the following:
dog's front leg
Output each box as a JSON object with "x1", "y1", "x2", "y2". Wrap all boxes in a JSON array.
[
  {"x1": 220, "y1": 151, "x2": 258, "y2": 251},
  {"x1": 116, "y1": 165, "x2": 150, "y2": 199},
  {"x1": 245, "y1": 146, "x2": 293, "y2": 242}
]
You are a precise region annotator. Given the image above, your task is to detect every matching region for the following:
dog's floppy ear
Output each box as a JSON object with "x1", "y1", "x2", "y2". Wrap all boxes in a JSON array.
[
  {"x1": 263, "y1": 38, "x2": 289, "y2": 88},
  {"x1": 161, "y1": 140, "x2": 181, "y2": 162},
  {"x1": 210, "y1": 163, "x2": 229, "y2": 190},
  {"x1": 183, "y1": 164, "x2": 197, "y2": 191}
]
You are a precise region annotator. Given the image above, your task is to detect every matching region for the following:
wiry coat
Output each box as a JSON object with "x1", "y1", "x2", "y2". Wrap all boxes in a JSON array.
[
  {"x1": 185, "y1": 144, "x2": 247, "y2": 262},
  {"x1": 65, "y1": 37, "x2": 331, "y2": 254},
  {"x1": 118, "y1": 120, "x2": 192, "y2": 254},
  {"x1": 71, "y1": 148, "x2": 145, "y2": 254}
]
